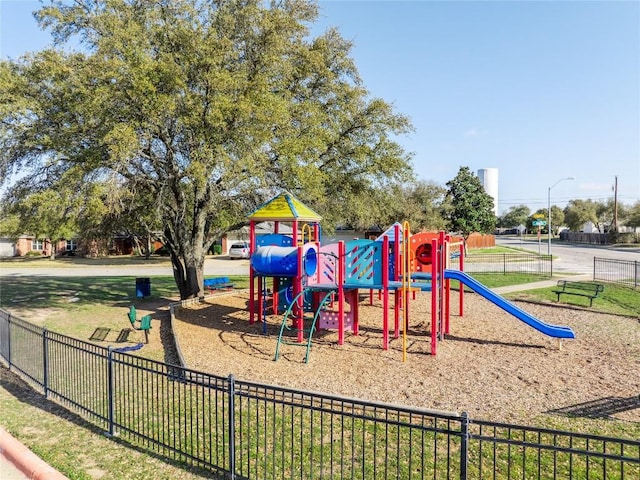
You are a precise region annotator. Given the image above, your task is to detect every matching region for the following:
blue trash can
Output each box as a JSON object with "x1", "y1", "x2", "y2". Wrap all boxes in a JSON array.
[{"x1": 136, "y1": 277, "x2": 151, "y2": 298}]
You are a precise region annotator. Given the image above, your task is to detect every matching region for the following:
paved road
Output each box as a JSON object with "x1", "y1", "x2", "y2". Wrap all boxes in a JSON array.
[{"x1": 495, "y1": 237, "x2": 639, "y2": 275}]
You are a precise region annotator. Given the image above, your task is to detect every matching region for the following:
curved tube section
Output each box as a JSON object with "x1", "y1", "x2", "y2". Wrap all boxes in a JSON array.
[{"x1": 251, "y1": 245, "x2": 318, "y2": 277}]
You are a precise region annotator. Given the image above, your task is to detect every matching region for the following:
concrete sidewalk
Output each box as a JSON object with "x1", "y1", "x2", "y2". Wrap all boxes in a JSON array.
[
  {"x1": 0, "y1": 428, "x2": 69, "y2": 480},
  {"x1": 491, "y1": 273, "x2": 593, "y2": 294},
  {"x1": 1, "y1": 453, "x2": 29, "y2": 480}
]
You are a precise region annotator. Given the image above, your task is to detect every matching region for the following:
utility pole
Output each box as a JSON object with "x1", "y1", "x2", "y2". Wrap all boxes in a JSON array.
[{"x1": 612, "y1": 175, "x2": 618, "y2": 233}]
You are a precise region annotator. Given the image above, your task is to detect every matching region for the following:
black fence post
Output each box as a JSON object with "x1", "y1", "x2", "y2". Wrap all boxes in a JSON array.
[
  {"x1": 7, "y1": 313, "x2": 12, "y2": 368},
  {"x1": 549, "y1": 255, "x2": 552, "y2": 277},
  {"x1": 107, "y1": 347, "x2": 115, "y2": 437},
  {"x1": 460, "y1": 412, "x2": 469, "y2": 480},
  {"x1": 43, "y1": 329, "x2": 49, "y2": 399},
  {"x1": 228, "y1": 374, "x2": 236, "y2": 480},
  {"x1": 635, "y1": 260, "x2": 639, "y2": 289}
]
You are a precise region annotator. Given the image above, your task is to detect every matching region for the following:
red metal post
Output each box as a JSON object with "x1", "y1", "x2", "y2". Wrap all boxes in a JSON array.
[
  {"x1": 352, "y1": 289, "x2": 359, "y2": 336},
  {"x1": 438, "y1": 231, "x2": 445, "y2": 342},
  {"x1": 431, "y1": 238, "x2": 438, "y2": 356},
  {"x1": 296, "y1": 245, "x2": 303, "y2": 343},
  {"x1": 459, "y1": 239, "x2": 465, "y2": 316},
  {"x1": 445, "y1": 277, "x2": 450, "y2": 335},
  {"x1": 338, "y1": 241, "x2": 345, "y2": 345},
  {"x1": 249, "y1": 221, "x2": 256, "y2": 324},
  {"x1": 382, "y1": 235, "x2": 389, "y2": 350}
]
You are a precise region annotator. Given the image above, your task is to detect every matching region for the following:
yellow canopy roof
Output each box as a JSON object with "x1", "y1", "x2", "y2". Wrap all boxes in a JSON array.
[{"x1": 248, "y1": 192, "x2": 322, "y2": 222}]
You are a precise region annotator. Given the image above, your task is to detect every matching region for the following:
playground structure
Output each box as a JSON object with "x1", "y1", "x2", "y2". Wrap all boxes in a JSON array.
[{"x1": 245, "y1": 192, "x2": 575, "y2": 362}]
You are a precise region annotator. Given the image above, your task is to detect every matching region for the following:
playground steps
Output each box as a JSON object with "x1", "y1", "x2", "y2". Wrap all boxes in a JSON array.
[
  {"x1": 274, "y1": 306, "x2": 321, "y2": 364},
  {"x1": 274, "y1": 315, "x2": 317, "y2": 363}
]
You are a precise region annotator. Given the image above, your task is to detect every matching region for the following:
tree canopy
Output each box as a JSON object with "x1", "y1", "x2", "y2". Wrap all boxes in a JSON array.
[
  {"x1": 563, "y1": 199, "x2": 598, "y2": 232},
  {"x1": 0, "y1": 0, "x2": 414, "y2": 298},
  {"x1": 625, "y1": 201, "x2": 640, "y2": 229},
  {"x1": 498, "y1": 205, "x2": 530, "y2": 230},
  {"x1": 444, "y1": 166, "x2": 495, "y2": 239}
]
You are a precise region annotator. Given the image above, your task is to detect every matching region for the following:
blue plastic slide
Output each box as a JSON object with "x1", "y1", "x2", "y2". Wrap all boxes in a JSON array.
[{"x1": 443, "y1": 270, "x2": 575, "y2": 339}]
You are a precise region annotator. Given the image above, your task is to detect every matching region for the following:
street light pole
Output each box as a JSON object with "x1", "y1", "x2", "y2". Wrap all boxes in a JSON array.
[{"x1": 547, "y1": 177, "x2": 575, "y2": 255}]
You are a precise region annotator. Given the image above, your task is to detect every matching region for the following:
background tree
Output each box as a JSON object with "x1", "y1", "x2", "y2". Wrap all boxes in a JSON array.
[
  {"x1": 594, "y1": 198, "x2": 629, "y2": 234},
  {"x1": 0, "y1": 209, "x2": 20, "y2": 240},
  {"x1": 563, "y1": 199, "x2": 598, "y2": 232},
  {"x1": 0, "y1": 0, "x2": 413, "y2": 299},
  {"x1": 380, "y1": 180, "x2": 448, "y2": 232},
  {"x1": 3, "y1": 177, "x2": 78, "y2": 259},
  {"x1": 498, "y1": 205, "x2": 530, "y2": 230},
  {"x1": 614, "y1": 201, "x2": 629, "y2": 231},
  {"x1": 594, "y1": 199, "x2": 616, "y2": 233},
  {"x1": 623, "y1": 201, "x2": 640, "y2": 230},
  {"x1": 72, "y1": 181, "x2": 163, "y2": 257},
  {"x1": 547, "y1": 205, "x2": 566, "y2": 235},
  {"x1": 444, "y1": 166, "x2": 495, "y2": 240},
  {"x1": 526, "y1": 208, "x2": 547, "y2": 234}
]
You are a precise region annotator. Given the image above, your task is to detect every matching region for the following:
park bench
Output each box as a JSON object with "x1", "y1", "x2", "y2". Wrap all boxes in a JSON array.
[
  {"x1": 127, "y1": 305, "x2": 152, "y2": 343},
  {"x1": 203, "y1": 276, "x2": 234, "y2": 292},
  {"x1": 553, "y1": 280, "x2": 604, "y2": 307}
]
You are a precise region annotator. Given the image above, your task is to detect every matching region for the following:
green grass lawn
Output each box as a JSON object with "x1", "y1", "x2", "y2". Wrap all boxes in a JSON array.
[
  {"x1": 0, "y1": 254, "x2": 175, "y2": 267},
  {"x1": 505, "y1": 282, "x2": 640, "y2": 316},
  {"x1": 0, "y1": 274, "x2": 250, "y2": 353},
  {"x1": 1, "y1": 274, "x2": 250, "y2": 308}
]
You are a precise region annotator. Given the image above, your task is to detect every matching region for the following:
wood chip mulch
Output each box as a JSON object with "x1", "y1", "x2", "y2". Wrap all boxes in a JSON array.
[{"x1": 173, "y1": 290, "x2": 640, "y2": 424}]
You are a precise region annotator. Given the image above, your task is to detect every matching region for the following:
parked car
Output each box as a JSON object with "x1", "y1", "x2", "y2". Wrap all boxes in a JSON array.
[{"x1": 228, "y1": 241, "x2": 250, "y2": 259}]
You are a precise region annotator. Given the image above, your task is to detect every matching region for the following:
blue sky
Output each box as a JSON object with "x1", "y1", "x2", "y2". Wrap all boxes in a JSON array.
[{"x1": 2, "y1": 0, "x2": 639, "y2": 215}]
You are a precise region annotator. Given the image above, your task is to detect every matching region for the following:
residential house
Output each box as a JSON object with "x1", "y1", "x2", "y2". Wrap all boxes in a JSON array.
[{"x1": 12, "y1": 235, "x2": 78, "y2": 257}]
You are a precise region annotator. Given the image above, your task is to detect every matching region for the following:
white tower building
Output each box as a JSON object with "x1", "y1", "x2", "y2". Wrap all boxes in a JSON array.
[{"x1": 477, "y1": 168, "x2": 499, "y2": 216}]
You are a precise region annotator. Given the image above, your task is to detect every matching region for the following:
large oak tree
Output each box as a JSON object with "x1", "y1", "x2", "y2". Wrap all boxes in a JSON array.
[{"x1": 0, "y1": 0, "x2": 414, "y2": 298}]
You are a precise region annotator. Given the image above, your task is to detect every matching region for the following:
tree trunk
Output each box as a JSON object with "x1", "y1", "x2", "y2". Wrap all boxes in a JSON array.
[
  {"x1": 172, "y1": 256, "x2": 205, "y2": 299},
  {"x1": 162, "y1": 173, "x2": 212, "y2": 300},
  {"x1": 169, "y1": 243, "x2": 206, "y2": 300},
  {"x1": 145, "y1": 233, "x2": 151, "y2": 260}
]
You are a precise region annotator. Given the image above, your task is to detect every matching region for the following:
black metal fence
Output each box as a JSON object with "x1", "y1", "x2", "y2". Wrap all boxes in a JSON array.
[
  {"x1": 451, "y1": 254, "x2": 553, "y2": 277},
  {"x1": 594, "y1": 257, "x2": 639, "y2": 288},
  {"x1": 1, "y1": 310, "x2": 638, "y2": 479}
]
